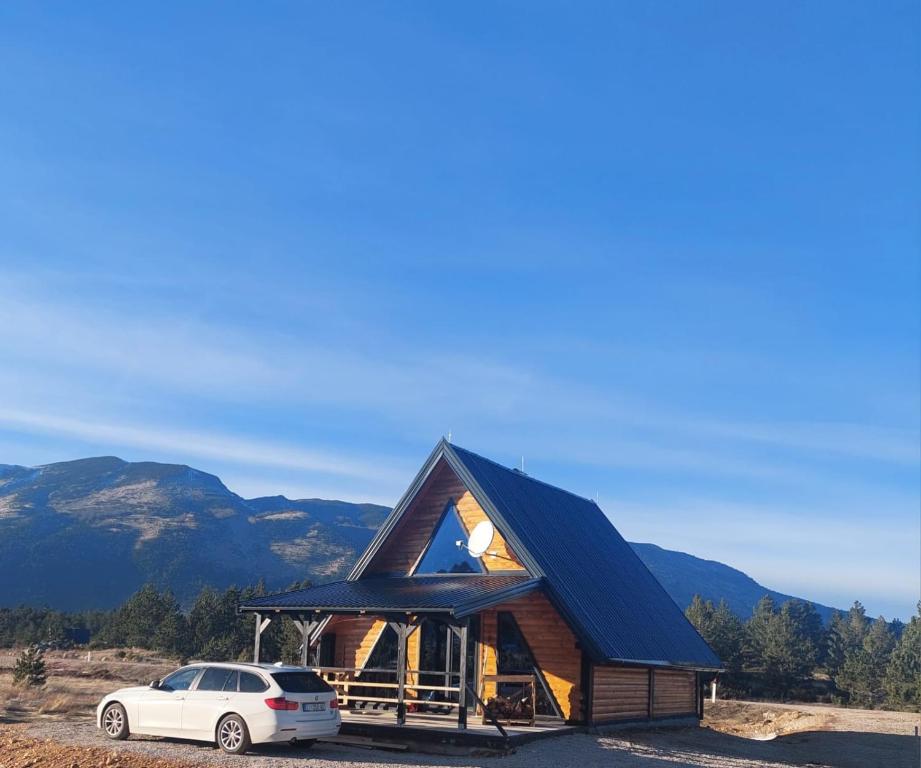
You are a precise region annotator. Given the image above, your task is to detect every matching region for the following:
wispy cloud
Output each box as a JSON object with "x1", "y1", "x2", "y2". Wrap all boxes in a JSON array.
[
  {"x1": 0, "y1": 279, "x2": 917, "y2": 619},
  {"x1": 1, "y1": 282, "x2": 917, "y2": 486},
  {"x1": 0, "y1": 408, "x2": 408, "y2": 487},
  {"x1": 0, "y1": 283, "x2": 535, "y2": 418},
  {"x1": 693, "y1": 419, "x2": 920, "y2": 466}
]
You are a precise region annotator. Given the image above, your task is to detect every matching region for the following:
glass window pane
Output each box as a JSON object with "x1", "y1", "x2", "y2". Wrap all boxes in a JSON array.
[
  {"x1": 161, "y1": 667, "x2": 200, "y2": 692},
  {"x1": 415, "y1": 503, "x2": 484, "y2": 574},
  {"x1": 364, "y1": 626, "x2": 398, "y2": 670},
  {"x1": 496, "y1": 612, "x2": 559, "y2": 716},
  {"x1": 239, "y1": 672, "x2": 268, "y2": 692},
  {"x1": 197, "y1": 667, "x2": 235, "y2": 691},
  {"x1": 271, "y1": 672, "x2": 332, "y2": 693}
]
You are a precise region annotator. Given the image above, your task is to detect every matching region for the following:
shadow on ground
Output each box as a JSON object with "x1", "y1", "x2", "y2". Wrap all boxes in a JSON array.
[
  {"x1": 111, "y1": 725, "x2": 920, "y2": 768},
  {"x1": 607, "y1": 726, "x2": 921, "y2": 768}
]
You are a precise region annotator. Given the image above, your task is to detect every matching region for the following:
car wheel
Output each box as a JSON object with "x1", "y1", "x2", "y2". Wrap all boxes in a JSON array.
[
  {"x1": 293, "y1": 738, "x2": 316, "y2": 749},
  {"x1": 217, "y1": 714, "x2": 251, "y2": 755},
  {"x1": 102, "y1": 703, "x2": 129, "y2": 740}
]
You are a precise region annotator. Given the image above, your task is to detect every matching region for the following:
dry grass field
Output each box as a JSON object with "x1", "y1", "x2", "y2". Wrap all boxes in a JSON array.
[
  {"x1": 0, "y1": 648, "x2": 178, "y2": 723},
  {"x1": 0, "y1": 651, "x2": 918, "y2": 767}
]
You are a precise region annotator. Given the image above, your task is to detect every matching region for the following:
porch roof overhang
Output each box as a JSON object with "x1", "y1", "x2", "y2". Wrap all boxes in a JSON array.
[{"x1": 239, "y1": 574, "x2": 542, "y2": 619}]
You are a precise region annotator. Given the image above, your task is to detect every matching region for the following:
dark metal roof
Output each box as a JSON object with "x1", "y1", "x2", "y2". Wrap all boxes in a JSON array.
[
  {"x1": 447, "y1": 443, "x2": 721, "y2": 669},
  {"x1": 240, "y1": 573, "x2": 541, "y2": 618}
]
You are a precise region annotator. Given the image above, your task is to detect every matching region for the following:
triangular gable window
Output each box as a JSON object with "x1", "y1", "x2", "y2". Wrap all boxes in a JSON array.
[{"x1": 414, "y1": 502, "x2": 484, "y2": 575}]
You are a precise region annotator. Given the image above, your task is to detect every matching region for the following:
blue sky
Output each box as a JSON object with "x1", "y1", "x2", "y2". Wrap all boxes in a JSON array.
[{"x1": 0, "y1": 2, "x2": 918, "y2": 619}]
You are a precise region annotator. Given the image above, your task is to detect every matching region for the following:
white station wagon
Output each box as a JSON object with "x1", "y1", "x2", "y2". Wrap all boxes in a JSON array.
[{"x1": 96, "y1": 662, "x2": 341, "y2": 754}]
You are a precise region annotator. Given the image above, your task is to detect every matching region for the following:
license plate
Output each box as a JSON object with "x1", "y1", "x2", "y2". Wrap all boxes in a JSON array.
[{"x1": 302, "y1": 702, "x2": 325, "y2": 712}]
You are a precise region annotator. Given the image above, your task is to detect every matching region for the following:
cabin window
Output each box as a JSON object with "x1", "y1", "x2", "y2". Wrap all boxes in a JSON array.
[
  {"x1": 364, "y1": 625, "x2": 398, "y2": 670},
  {"x1": 414, "y1": 502, "x2": 484, "y2": 575},
  {"x1": 418, "y1": 616, "x2": 480, "y2": 709},
  {"x1": 318, "y1": 632, "x2": 336, "y2": 667},
  {"x1": 351, "y1": 624, "x2": 399, "y2": 703},
  {"x1": 496, "y1": 611, "x2": 562, "y2": 717}
]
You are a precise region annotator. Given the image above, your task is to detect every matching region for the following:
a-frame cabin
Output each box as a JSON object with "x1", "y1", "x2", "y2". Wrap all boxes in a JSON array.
[{"x1": 241, "y1": 440, "x2": 720, "y2": 734}]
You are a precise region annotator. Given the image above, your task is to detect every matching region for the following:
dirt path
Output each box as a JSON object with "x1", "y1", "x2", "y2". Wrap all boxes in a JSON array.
[
  {"x1": 0, "y1": 703, "x2": 915, "y2": 768},
  {"x1": 0, "y1": 724, "x2": 206, "y2": 768}
]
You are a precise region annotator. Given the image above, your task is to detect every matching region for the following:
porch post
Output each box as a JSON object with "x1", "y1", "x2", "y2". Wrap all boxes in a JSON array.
[
  {"x1": 389, "y1": 620, "x2": 409, "y2": 726},
  {"x1": 301, "y1": 619, "x2": 311, "y2": 667},
  {"x1": 456, "y1": 619, "x2": 469, "y2": 730},
  {"x1": 444, "y1": 624, "x2": 453, "y2": 692},
  {"x1": 253, "y1": 613, "x2": 272, "y2": 663},
  {"x1": 295, "y1": 618, "x2": 320, "y2": 667}
]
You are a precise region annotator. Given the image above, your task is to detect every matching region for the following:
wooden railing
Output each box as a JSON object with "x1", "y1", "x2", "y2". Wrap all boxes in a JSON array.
[
  {"x1": 312, "y1": 665, "x2": 513, "y2": 740},
  {"x1": 311, "y1": 666, "x2": 462, "y2": 708}
]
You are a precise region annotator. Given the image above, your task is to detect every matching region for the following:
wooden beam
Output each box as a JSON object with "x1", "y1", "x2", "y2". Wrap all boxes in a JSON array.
[
  {"x1": 647, "y1": 668, "x2": 655, "y2": 719},
  {"x1": 388, "y1": 621, "x2": 409, "y2": 726},
  {"x1": 253, "y1": 612, "x2": 262, "y2": 663},
  {"x1": 294, "y1": 619, "x2": 320, "y2": 667},
  {"x1": 457, "y1": 619, "x2": 468, "y2": 730},
  {"x1": 444, "y1": 624, "x2": 453, "y2": 693},
  {"x1": 696, "y1": 672, "x2": 704, "y2": 719}
]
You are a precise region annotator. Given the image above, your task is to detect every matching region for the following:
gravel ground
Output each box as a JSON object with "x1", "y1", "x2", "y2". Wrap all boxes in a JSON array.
[{"x1": 7, "y1": 705, "x2": 921, "y2": 768}]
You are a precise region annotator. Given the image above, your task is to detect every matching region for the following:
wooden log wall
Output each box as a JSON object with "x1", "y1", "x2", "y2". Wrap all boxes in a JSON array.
[
  {"x1": 366, "y1": 458, "x2": 523, "y2": 574},
  {"x1": 652, "y1": 669, "x2": 697, "y2": 717},
  {"x1": 590, "y1": 666, "x2": 697, "y2": 723},
  {"x1": 453, "y1": 481, "x2": 523, "y2": 570},
  {"x1": 322, "y1": 615, "x2": 385, "y2": 669},
  {"x1": 591, "y1": 667, "x2": 649, "y2": 721},
  {"x1": 479, "y1": 591, "x2": 582, "y2": 721},
  {"x1": 318, "y1": 616, "x2": 422, "y2": 700}
]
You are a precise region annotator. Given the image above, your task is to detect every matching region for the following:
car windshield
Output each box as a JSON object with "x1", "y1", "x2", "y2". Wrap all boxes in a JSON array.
[
  {"x1": 270, "y1": 671, "x2": 333, "y2": 693},
  {"x1": 160, "y1": 667, "x2": 201, "y2": 691}
]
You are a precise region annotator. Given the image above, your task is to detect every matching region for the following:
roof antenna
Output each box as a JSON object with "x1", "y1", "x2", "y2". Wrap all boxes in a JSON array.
[
  {"x1": 520, "y1": 455, "x2": 525, "y2": 473},
  {"x1": 447, "y1": 430, "x2": 452, "y2": 442}
]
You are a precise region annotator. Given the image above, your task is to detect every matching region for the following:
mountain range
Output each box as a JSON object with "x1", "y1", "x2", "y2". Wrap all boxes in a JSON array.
[{"x1": 0, "y1": 457, "x2": 838, "y2": 621}]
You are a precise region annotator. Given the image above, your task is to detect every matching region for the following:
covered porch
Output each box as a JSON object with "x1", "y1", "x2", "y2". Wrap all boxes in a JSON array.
[{"x1": 239, "y1": 574, "x2": 572, "y2": 747}]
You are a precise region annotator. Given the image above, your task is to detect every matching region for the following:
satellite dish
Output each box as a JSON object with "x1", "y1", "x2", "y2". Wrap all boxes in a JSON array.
[{"x1": 467, "y1": 520, "x2": 495, "y2": 558}]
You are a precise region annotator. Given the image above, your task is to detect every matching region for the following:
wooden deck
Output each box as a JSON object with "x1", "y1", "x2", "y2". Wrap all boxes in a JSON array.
[{"x1": 324, "y1": 708, "x2": 577, "y2": 754}]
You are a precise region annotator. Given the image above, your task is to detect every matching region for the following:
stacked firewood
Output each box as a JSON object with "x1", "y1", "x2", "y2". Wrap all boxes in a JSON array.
[{"x1": 484, "y1": 691, "x2": 534, "y2": 723}]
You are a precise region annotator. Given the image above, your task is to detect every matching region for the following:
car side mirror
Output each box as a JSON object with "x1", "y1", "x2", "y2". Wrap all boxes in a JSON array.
[{"x1": 149, "y1": 680, "x2": 160, "y2": 689}]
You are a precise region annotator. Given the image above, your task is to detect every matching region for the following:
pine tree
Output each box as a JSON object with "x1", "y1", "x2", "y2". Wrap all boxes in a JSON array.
[
  {"x1": 884, "y1": 602, "x2": 921, "y2": 710},
  {"x1": 13, "y1": 645, "x2": 47, "y2": 687},
  {"x1": 825, "y1": 610, "x2": 848, "y2": 677},
  {"x1": 785, "y1": 600, "x2": 823, "y2": 665},
  {"x1": 761, "y1": 603, "x2": 814, "y2": 698},
  {"x1": 686, "y1": 595, "x2": 714, "y2": 634},
  {"x1": 745, "y1": 595, "x2": 776, "y2": 668},
  {"x1": 709, "y1": 600, "x2": 745, "y2": 671},
  {"x1": 836, "y1": 616, "x2": 894, "y2": 707},
  {"x1": 96, "y1": 585, "x2": 188, "y2": 655},
  {"x1": 843, "y1": 601, "x2": 869, "y2": 650},
  {"x1": 152, "y1": 598, "x2": 190, "y2": 657}
]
